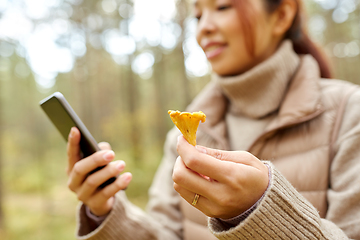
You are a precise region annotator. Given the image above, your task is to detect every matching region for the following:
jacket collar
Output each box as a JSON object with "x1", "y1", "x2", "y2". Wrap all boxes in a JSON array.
[
  {"x1": 188, "y1": 55, "x2": 324, "y2": 151},
  {"x1": 265, "y1": 55, "x2": 324, "y2": 132},
  {"x1": 214, "y1": 40, "x2": 300, "y2": 119}
]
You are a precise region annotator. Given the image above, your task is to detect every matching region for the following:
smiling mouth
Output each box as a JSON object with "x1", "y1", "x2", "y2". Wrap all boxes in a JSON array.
[{"x1": 204, "y1": 45, "x2": 226, "y2": 59}]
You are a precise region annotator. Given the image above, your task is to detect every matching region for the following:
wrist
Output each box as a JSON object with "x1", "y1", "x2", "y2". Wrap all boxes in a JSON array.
[
  {"x1": 219, "y1": 163, "x2": 271, "y2": 226},
  {"x1": 87, "y1": 196, "x2": 115, "y2": 217},
  {"x1": 85, "y1": 205, "x2": 110, "y2": 225}
]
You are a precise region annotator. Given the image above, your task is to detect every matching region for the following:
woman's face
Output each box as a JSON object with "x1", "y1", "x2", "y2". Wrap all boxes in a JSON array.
[{"x1": 194, "y1": 0, "x2": 280, "y2": 76}]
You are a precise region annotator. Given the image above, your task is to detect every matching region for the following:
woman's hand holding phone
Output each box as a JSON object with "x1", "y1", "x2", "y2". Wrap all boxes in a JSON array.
[{"x1": 66, "y1": 127, "x2": 132, "y2": 217}]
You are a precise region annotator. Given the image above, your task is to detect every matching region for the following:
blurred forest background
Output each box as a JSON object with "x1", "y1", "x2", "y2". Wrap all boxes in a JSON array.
[{"x1": 0, "y1": 0, "x2": 359, "y2": 239}]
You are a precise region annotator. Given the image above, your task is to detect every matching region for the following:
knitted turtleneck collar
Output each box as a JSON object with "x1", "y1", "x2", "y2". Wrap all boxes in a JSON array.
[{"x1": 213, "y1": 40, "x2": 300, "y2": 119}]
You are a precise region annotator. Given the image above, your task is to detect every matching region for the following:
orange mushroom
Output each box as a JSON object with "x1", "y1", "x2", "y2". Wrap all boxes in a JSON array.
[{"x1": 168, "y1": 110, "x2": 206, "y2": 146}]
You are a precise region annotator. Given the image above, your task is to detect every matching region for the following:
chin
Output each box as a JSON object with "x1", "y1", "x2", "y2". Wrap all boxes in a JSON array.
[
  {"x1": 212, "y1": 67, "x2": 242, "y2": 77},
  {"x1": 212, "y1": 61, "x2": 255, "y2": 77}
]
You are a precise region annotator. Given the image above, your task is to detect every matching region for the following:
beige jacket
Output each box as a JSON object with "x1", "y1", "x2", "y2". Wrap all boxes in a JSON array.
[{"x1": 76, "y1": 42, "x2": 360, "y2": 239}]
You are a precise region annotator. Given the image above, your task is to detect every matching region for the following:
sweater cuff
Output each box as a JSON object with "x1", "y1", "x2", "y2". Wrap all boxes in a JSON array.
[
  {"x1": 76, "y1": 192, "x2": 128, "y2": 240},
  {"x1": 84, "y1": 205, "x2": 109, "y2": 226},
  {"x1": 218, "y1": 163, "x2": 271, "y2": 226},
  {"x1": 208, "y1": 162, "x2": 323, "y2": 239}
]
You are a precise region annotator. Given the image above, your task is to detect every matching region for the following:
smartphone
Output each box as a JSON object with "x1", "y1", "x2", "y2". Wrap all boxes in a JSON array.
[{"x1": 39, "y1": 92, "x2": 116, "y2": 188}]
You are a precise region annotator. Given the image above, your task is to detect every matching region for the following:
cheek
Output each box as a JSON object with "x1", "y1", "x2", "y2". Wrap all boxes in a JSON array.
[
  {"x1": 253, "y1": 20, "x2": 275, "y2": 59},
  {"x1": 220, "y1": 12, "x2": 243, "y2": 41},
  {"x1": 219, "y1": 36, "x2": 253, "y2": 75}
]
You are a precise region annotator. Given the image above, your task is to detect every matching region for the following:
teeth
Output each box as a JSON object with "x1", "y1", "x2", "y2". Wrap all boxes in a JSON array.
[{"x1": 206, "y1": 46, "x2": 221, "y2": 52}]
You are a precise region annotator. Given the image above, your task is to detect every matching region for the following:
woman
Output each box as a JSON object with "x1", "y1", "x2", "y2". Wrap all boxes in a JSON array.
[{"x1": 67, "y1": 0, "x2": 360, "y2": 239}]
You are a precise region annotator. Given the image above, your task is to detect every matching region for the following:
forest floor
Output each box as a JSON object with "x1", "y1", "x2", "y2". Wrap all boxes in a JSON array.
[{"x1": 1, "y1": 188, "x2": 149, "y2": 240}]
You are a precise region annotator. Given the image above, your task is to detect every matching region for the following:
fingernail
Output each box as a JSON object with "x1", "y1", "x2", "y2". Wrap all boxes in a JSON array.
[
  {"x1": 177, "y1": 135, "x2": 181, "y2": 142},
  {"x1": 116, "y1": 161, "x2": 125, "y2": 171},
  {"x1": 70, "y1": 127, "x2": 76, "y2": 138},
  {"x1": 196, "y1": 145, "x2": 207, "y2": 154},
  {"x1": 103, "y1": 151, "x2": 115, "y2": 161},
  {"x1": 123, "y1": 173, "x2": 132, "y2": 184}
]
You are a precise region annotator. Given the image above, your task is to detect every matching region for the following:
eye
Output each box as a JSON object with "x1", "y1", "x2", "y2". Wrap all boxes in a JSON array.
[
  {"x1": 194, "y1": 10, "x2": 202, "y2": 21},
  {"x1": 217, "y1": 5, "x2": 231, "y2": 11}
]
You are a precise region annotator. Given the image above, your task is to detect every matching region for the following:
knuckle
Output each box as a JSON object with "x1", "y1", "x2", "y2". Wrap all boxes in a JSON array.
[
  {"x1": 173, "y1": 183, "x2": 181, "y2": 192},
  {"x1": 85, "y1": 176, "x2": 98, "y2": 189},
  {"x1": 215, "y1": 196, "x2": 226, "y2": 207},
  {"x1": 221, "y1": 198, "x2": 232, "y2": 208},
  {"x1": 73, "y1": 162, "x2": 83, "y2": 176},
  {"x1": 109, "y1": 163, "x2": 120, "y2": 175},
  {"x1": 93, "y1": 153, "x2": 104, "y2": 165},
  {"x1": 76, "y1": 192, "x2": 86, "y2": 203},
  {"x1": 215, "y1": 194, "x2": 232, "y2": 208},
  {"x1": 224, "y1": 166, "x2": 236, "y2": 182},
  {"x1": 173, "y1": 184, "x2": 185, "y2": 196},
  {"x1": 215, "y1": 151, "x2": 223, "y2": 160},
  {"x1": 185, "y1": 155, "x2": 199, "y2": 169},
  {"x1": 100, "y1": 188, "x2": 112, "y2": 199},
  {"x1": 110, "y1": 167, "x2": 118, "y2": 176},
  {"x1": 114, "y1": 178, "x2": 125, "y2": 190},
  {"x1": 67, "y1": 179, "x2": 75, "y2": 192},
  {"x1": 172, "y1": 169, "x2": 183, "y2": 183}
]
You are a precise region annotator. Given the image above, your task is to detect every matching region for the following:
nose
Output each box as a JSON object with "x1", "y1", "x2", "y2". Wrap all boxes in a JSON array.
[{"x1": 196, "y1": 12, "x2": 217, "y2": 36}]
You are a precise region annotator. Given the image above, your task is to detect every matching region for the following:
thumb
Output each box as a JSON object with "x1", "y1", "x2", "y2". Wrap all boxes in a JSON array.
[
  {"x1": 195, "y1": 145, "x2": 259, "y2": 167},
  {"x1": 99, "y1": 142, "x2": 112, "y2": 150}
]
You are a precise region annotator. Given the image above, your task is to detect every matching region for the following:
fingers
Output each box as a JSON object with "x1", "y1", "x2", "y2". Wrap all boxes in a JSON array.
[
  {"x1": 198, "y1": 145, "x2": 268, "y2": 181},
  {"x1": 68, "y1": 150, "x2": 115, "y2": 192},
  {"x1": 175, "y1": 136, "x2": 270, "y2": 219},
  {"x1": 176, "y1": 136, "x2": 231, "y2": 181},
  {"x1": 76, "y1": 160, "x2": 125, "y2": 202},
  {"x1": 99, "y1": 142, "x2": 112, "y2": 150},
  {"x1": 172, "y1": 156, "x2": 214, "y2": 197},
  {"x1": 66, "y1": 130, "x2": 131, "y2": 217},
  {"x1": 67, "y1": 127, "x2": 81, "y2": 175},
  {"x1": 88, "y1": 172, "x2": 132, "y2": 216},
  {"x1": 173, "y1": 182, "x2": 211, "y2": 214},
  {"x1": 178, "y1": 135, "x2": 264, "y2": 176},
  {"x1": 196, "y1": 145, "x2": 260, "y2": 168},
  {"x1": 67, "y1": 128, "x2": 113, "y2": 177}
]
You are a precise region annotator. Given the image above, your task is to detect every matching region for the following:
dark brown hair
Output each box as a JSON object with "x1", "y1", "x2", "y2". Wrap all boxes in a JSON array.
[{"x1": 233, "y1": 0, "x2": 332, "y2": 78}]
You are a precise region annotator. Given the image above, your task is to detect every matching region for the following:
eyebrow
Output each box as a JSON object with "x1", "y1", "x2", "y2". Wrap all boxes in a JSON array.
[{"x1": 194, "y1": 0, "x2": 215, "y2": 7}]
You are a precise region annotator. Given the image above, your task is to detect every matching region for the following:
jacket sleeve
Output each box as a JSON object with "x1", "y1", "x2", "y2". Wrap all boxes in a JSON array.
[
  {"x1": 208, "y1": 162, "x2": 350, "y2": 239},
  {"x1": 208, "y1": 90, "x2": 360, "y2": 239},
  {"x1": 75, "y1": 128, "x2": 184, "y2": 240},
  {"x1": 325, "y1": 88, "x2": 360, "y2": 238}
]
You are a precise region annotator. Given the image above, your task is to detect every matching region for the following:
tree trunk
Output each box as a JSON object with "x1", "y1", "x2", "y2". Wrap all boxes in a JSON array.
[
  {"x1": 122, "y1": 2, "x2": 141, "y2": 163},
  {"x1": 0, "y1": 148, "x2": 3, "y2": 232},
  {"x1": 0, "y1": 73, "x2": 4, "y2": 232},
  {"x1": 176, "y1": 0, "x2": 192, "y2": 108},
  {"x1": 127, "y1": 57, "x2": 142, "y2": 162},
  {"x1": 153, "y1": 49, "x2": 169, "y2": 144}
]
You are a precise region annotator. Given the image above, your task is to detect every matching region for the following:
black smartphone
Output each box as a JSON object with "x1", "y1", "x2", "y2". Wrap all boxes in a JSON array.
[{"x1": 39, "y1": 92, "x2": 116, "y2": 188}]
